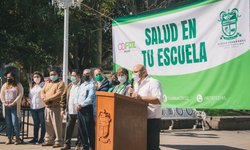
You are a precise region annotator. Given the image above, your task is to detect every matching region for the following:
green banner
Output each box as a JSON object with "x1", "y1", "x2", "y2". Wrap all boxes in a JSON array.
[{"x1": 112, "y1": 0, "x2": 250, "y2": 109}]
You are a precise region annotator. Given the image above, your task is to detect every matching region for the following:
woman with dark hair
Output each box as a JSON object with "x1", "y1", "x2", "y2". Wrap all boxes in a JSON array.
[
  {"x1": 28, "y1": 71, "x2": 46, "y2": 144},
  {"x1": 109, "y1": 68, "x2": 131, "y2": 96},
  {"x1": 0, "y1": 70, "x2": 23, "y2": 145}
]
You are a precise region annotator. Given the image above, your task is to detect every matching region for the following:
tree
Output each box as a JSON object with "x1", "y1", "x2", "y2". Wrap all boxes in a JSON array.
[
  {"x1": 0, "y1": 0, "x2": 198, "y2": 74},
  {"x1": 0, "y1": 0, "x2": 64, "y2": 73}
]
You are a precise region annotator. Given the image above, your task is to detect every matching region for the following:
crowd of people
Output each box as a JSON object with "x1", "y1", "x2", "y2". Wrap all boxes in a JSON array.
[{"x1": 0, "y1": 64, "x2": 164, "y2": 150}]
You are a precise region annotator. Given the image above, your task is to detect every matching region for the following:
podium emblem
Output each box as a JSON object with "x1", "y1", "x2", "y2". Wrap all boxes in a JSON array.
[{"x1": 98, "y1": 109, "x2": 111, "y2": 143}]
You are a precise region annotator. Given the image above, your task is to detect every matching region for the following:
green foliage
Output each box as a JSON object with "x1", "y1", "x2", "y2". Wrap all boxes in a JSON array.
[
  {"x1": 0, "y1": 0, "x2": 63, "y2": 71},
  {"x1": 205, "y1": 109, "x2": 250, "y2": 116},
  {"x1": 0, "y1": 0, "x2": 199, "y2": 73}
]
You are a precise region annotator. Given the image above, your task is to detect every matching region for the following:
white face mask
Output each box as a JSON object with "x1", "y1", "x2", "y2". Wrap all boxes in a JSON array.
[
  {"x1": 132, "y1": 73, "x2": 140, "y2": 83},
  {"x1": 33, "y1": 77, "x2": 41, "y2": 84},
  {"x1": 117, "y1": 76, "x2": 127, "y2": 84}
]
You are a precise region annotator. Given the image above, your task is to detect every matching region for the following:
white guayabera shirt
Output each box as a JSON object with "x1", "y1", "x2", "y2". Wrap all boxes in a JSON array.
[
  {"x1": 68, "y1": 82, "x2": 80, "y2": 115},
  {"x1": 134, "y1": 76, "x2": 164, "y2": 119}
]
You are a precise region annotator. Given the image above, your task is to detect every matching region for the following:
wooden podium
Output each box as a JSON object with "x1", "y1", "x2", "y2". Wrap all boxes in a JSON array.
[{"x1": 96, "y1": 91, "x2": 147, "y2": 150}]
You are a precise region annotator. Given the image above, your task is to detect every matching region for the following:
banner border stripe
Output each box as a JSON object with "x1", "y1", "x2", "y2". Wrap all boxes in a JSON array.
[{"x1": 112, "y1": 0, "x2": 221, "y2": 26}]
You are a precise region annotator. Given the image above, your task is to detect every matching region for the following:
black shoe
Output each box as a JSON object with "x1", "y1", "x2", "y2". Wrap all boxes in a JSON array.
[
  {"x1": 60, "y1": 144, "x2": 71, "y2": 150},
  {"x1": 82, "y1": 147, "x2": 89, "y2": 150},
  {"x1": 28, "y1": 139, "x2": 37, "y2": 144},
  {"x1": 37, "y1": 139, "x2": 44, "y2": 144}
]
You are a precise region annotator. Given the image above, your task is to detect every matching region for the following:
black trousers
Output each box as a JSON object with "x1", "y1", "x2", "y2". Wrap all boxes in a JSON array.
[
  {"x1": 147, "y1": 119, "x2": 161, "y2": 150},
  {"x1": 64, "y1": 114, "x2": 79, "y2": 146},
  {"x1": 77, "y1": 105, "x2": 95, "y2": 150}
]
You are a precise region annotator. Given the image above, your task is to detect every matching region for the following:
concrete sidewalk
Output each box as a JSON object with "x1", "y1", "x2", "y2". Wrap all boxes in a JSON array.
[
  {"x1": 160, "y1": 130, "x2": 250, "y2": 150},
  {"x1": 0, "y1": 130, "x2": 249, "y2": 149}
]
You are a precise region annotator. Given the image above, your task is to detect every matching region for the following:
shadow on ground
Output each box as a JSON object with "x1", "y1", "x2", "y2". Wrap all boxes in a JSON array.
[
  {"x1": 172, "y1": 132, "x2": 219, "y2": 138},
  {"x1": 161, "y1": 145, "x2": 244, "y2": 150}
]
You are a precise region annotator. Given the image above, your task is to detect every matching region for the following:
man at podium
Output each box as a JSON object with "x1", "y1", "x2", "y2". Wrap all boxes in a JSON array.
[{"x1": 130, "y1": 64, "x2": 164, "y2": 150}]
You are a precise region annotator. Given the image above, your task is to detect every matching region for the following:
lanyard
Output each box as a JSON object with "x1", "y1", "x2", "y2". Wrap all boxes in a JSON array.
[{"x1": 116, "y1": 85, "x2": 125, "y2": 94}]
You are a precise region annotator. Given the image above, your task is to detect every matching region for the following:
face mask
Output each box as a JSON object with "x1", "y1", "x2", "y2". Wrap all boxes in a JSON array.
[
  {"x1": 132, "y1": 73, "x2": 140, "y2": 83},
  {"x1": 82, "y1": 75, "x2": 90, "y2": 81},
  {"x1": 7, "y1": 78, "x2": 14, "y2": 84},
  {"x1": 50, "y1": 75, "x2": 58, "y2": 82},
  {"x1": 33, "y1": 77, "x2": 41, "y2": 84},
  {"x1": 95, "y1": 75, "x2": 103, "y2": 82},
  {"x1": 70, "y1": 76, "x2": 77, "y2": 83},
  {"x1": 117, "y1": 76, "x2": 127, "y2": 84}
]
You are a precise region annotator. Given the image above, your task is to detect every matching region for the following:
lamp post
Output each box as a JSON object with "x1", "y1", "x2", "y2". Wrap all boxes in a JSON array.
[{"x1": 52, "y1": 0, "x2": 83, "y2": 85}]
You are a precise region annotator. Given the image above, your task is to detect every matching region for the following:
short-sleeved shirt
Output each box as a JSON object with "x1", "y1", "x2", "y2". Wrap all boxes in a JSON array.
[
  {"x1": 29, "y1": 83, "x2": 45, "y2": 109},
  {"x1": 134, "y1": 76, "x2": 164, "y2": 119}
]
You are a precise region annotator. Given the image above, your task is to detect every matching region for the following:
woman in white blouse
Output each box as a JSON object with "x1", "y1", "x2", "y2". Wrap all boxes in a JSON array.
[{"x1": 28, "y1": 71, "x2": 45, "y2": 144}]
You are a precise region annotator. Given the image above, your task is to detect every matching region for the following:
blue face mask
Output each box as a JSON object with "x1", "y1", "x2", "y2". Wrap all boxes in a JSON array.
[
  {"x1": 50, "y1": 75, "x2": 58, "y2": 82},
  {"x1": 70, "y1": 76, "x2": 77, "y2": 83}
]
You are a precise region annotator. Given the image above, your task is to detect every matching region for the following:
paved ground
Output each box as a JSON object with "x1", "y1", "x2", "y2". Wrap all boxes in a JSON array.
[
  {"x1": 0, "y1": 129, "x2": 249, "y2": 149},
  {"x1": 0, "y1": 116, "x2": 249, "y2": 150},
  {"x1": 160, "y1": 130, "x2": 250, "y2": 150}
]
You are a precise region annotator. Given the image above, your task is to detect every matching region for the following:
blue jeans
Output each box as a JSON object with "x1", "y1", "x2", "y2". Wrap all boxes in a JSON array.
[
  {"x1": 5, "y1": 105, "x2": 20, "y2": 139},
  {"x1": 30, "y1": 107, "x2": 45, "y2": 141}
]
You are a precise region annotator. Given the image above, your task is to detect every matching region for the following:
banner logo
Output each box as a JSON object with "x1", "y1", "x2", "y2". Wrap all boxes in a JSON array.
[
  {"x1": 117, "y1": 41, "x2": 136, "y2": 53},
  {"x1": 196, "y1": 94, "x2": 203, "y2": 103},
  {"x1": 219, "y1": 8, "x2": 241, "y2": 40}
]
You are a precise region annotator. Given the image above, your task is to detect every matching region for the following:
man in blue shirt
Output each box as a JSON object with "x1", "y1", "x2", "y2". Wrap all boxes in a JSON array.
[{"x1": 74, "y1": 69, "x2": 95, "y2": 150}]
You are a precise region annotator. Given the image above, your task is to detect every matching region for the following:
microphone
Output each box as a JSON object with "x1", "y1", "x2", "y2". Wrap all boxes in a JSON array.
[
  {"x1": 130, "y1": 78, "x2": 134, "y2": 89},
  {"x1": 130, "y1": 78, "x2": 134, "y2": 96}
]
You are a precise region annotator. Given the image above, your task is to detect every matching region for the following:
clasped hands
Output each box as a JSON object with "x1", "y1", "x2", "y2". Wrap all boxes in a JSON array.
[
  {"x1": 41, "y1": 95, "x2": 51, "y2": 105},
  {"x1": 4, "y1": 101, "x2": 16, "y2": 107},
  {"x1": 75, "y1": 104, "x2": 81, "y2": 111}
]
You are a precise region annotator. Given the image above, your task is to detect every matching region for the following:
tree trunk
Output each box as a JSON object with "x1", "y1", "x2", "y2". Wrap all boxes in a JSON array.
[
  {"x1": 144, "y1": 0, "x2": 149, "y2": 10},
  {"x1": 97, "y1": 15, "x2": 102, "y2": 66},
  {"x1": 74, "y1": 42, "x2": 79, "y2": 70}
]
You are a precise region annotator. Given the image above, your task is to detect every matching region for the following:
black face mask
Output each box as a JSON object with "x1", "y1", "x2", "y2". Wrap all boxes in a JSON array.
[
  {"x1": 82, "y1": 75, "x2": 90, "y2": 81},
  {"x1": 7, "y1": 78, "x2": 14, "y2": 84}
]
